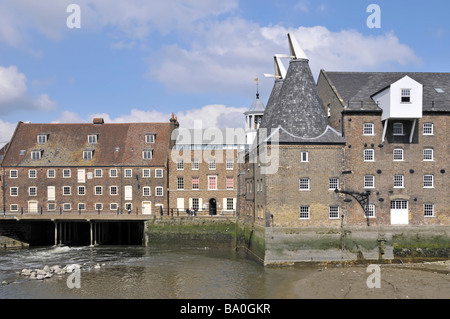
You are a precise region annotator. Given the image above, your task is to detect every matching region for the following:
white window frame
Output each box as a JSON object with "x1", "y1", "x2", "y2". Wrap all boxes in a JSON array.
[
  {"x1": 177, "y1": 159, "x2": 184, "y2": 170},
  {"x1": 48, "y1": 203, "x2": 56, "y2": 211},
  {"x1": 143, "y1": 186, "x2": 151, "y2": 196},
  {"x1": 28, "y1": 186, "x2": 37, "y2": 196},
  {"x1": 78, "y1": 186, "x2": 85, "y2": 196},
  {"x1": 63, "y1": 203, "x2": 72, "y2": 211},
  {"x1": 177, "y1": 176, "x2": 184, "y2": 190},
  {"x1": 424, "y1": 203, "x2": 434, "y2": 217},
  {"x1": 88, "y1": 134, "x2": 98, "y2": 144},
  {"x1": 363, "y1": 123, "x2": 374, "y2": 135},
  {"x1": 364, "y1": 149, "x2": 375, "y2": 162},
  {"x1": 78, "y1": 203, "x2": 86, "y2": 211},
  {"x1": 142, "y1": 150, "x2": 153, "y2": 160},
  {"x1": 145, "y1": 134, "x2": 155, "y2": 143},
  {"x1": 110, "y1": 186, "x2": 118, "y2": 196},
  {"x1": 94, "y1": 169, "x2": 102, "y2": 178},
  {"x1": 301, "y1": 151, "x2": 309, "y2": 163},
  {"x1": 10, "y1": 187, "x2": 18, "y2": 196},
  {"x1": 208, "y1": 175, "x2": 217, "y2": 190},
  {"x1": 423, "y1": 148, "x2": 433, "y2": 161},
  {"x1": 226, "y1": 159, "x2": 234, "y2": 170},
  {"x1": 10, "y1": 204, "x2": 19, "y2": 212},
  {"x1": 47, "y1": 169, "x2": 55, "y2": 178},
  {"x1": 299, "y1": 178, "x2": 310, "y2": 191},
  {"x1": 124, "y1": 169, "x2": 132, "y2": 178},
  {"x1": 110, "y1": 203, "x2": 118, "y2": 211},
  {"x1": 95, "y1": 203, "x2": 103, "y2": 211},
  {"x1": 226, "y1": 176, "x2": 234, "y2": 190},
  {"x1": 155, "y1": 169, "x2": 164, "y2": 178},
  {"x1": 329, "y1": 206, "x2": 340, "y2": 219},
  {"x1": 31, "y1": 150, "x2": 41, "y2": 160},
  {"x1": 401, "y1": 89, "x2": 411, "y2": 103},
  {"x1": 37, "y1": 134, "x2": 47, "y2": 144},
  {"x1": 364, "y1": 175, "x2": 375, "y2": 188},
  {"x1": 423, "y1": 175, "x2": 434, "y2": 188},
  {"x1": 143, "y1": 169, "x2": 150, "y2": 178},
  {"x1": 83, "y1": 151, "x2": 93, "y2": 160},
  {"x1": 192, "y1": 177, "x2": 199, "y2": 190},
  {"x1": 110, "y1": 169, "x2": 118, "y2": 177},
  {"x1": 423, "y1": 123, "x2": 433, "y2": 135},
  {"x1": 329, "y1": 178, "x2": 339, "y2": 190},
  {"x1": 155, "y1": 186, "x2": 163, "y2": 196},
  {"x1": 299, "y1": 206, "x2": 310, "y2": 219},
  {"x1": 192, "y1": 159, "x2": 199, "y2": 170},
  {"x1": 393, "y1": 174, "x2": 404, "y2": 188},
  {"x1": 9, "y1": 170, "x2": 18, "y2": 179},
  {"x1": 95, "y1": 186, "x2": 103, "y2": 195},
  {"x1": 393, "y1": 148, "x2": 404, "y2": 161},
  {"x1": 63, "y1": 186, "x2": 71, "y2": 196},
  {"x1": 63, "y1": 169, "x2": 71, "y2": 178},
  {"x1": 28, "y1": 170, "x2": 36, "y2": 179},
  {"x1": 209, "y1": 159, "x2": 216, "y2": 170},
  {"x1": 365, "y1": 204, "x2": 376, "y2": 218}
]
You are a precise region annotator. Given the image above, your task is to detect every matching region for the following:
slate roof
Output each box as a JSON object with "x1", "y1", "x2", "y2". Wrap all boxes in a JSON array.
[
  {"x1": 322, "y1": 71, "x2": 450, "y2": 112},
  {"x1": 1, "y1": 121, "x2": 173, "y2": 167},
  {"x1": 259, "y1": 59, "x2": 344, "y2": 144},
  {"x1": 244, "y1": 94, "x2": 266, "y2": 115},
  {"x1": 173, "y1": 128, "x2": 247, "y2": 146}
]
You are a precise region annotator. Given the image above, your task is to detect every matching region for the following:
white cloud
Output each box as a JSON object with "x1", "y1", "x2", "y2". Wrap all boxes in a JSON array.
[
  {"x1": 0, "y1": 119, "x2": 17, "y2": 146},
  {"x1": 149, "y1": 22, "x2": 421, "y2": 97},
  {"x1": 53, "y1": 104, "x2": 247, "y2": 129},
  {"x1": 0, "y1": 65, "x2": 58, "y2": 114}
]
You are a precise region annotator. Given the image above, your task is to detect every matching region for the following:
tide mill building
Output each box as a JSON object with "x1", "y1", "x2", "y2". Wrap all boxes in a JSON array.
[{"x1": 1, "y1": 33, "x2": 448, "y2": 231}]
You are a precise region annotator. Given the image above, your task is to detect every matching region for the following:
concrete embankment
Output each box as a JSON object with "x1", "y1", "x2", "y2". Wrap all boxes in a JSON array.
[{"x1": 144, "y1": 217, "x2": 450, "y2": 266}]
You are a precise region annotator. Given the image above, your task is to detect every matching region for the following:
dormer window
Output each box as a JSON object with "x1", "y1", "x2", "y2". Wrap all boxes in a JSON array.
[
  {"x1": 37, "y1": 134, "x2": 48, "y2": 144},
  {"x1": 83, "y1": 150, "x2": 93, "y2": 160},
  {"x1": 142, "y1": 149, "x2": 153, "y2": 160},
  {"x1": 145, "y1": 133, "x2": 156, "y2": 143},
  {"x1": 88, "y1": 134, "x2": 98, "y2": 144},
  {"x1": 401, "y1": 89, "x2": 411, "y2": 103},
  {"x1": 31, "y1": 150, "x2": 42, "y2": 160}
]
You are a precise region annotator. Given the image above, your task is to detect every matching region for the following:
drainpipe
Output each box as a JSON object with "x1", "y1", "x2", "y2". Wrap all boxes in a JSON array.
[
  {"x1": 2, "y1": 167, "x2": 5, "y2": 214},
  {"x1": 120, "y1": 166, "x2": 123, "y2": 214}
]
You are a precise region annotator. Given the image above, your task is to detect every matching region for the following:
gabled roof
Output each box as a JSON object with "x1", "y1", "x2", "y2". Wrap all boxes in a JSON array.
[
  {"x1": 1, "y1": 121, "x2": 173, "y2": 167},
  {"x1": 321, "y1": 71, "x2": 450, "y2": 112}
]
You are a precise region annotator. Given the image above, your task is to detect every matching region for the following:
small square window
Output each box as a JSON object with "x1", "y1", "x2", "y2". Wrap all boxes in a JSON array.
[
  {"x1": 208, "y1": 176, "x2": 217, "y2": 190},
  {"x1": 423, "y1": 175, "x2": 434, "y2": 188},
  {"x1": 37, "y1": 134, "x2": 47, "y2": 144},
  {"x1": 364, "y1": 175, "x2": 375, "y2": 188},
  {"x1": 363, "y1": 123, "x2": 374, "y2": 135},
  {"x1": 299, "y1": 206, "x2": 310, "y2": 219},
  {"x1": 88, "y1": 134, "x2": 98, "y2": 144},
  {"x1": 329, "y1": 178, "x2": 339, "y2": 190},
  {"x1": 401, "y1": 89, "x2": 411, "y2": 103},
  {"x1": 143, "y1": 150, "x2": 153, "y2": 160},
  {"x1": 63, "y1": 186, "x2": 71, "y2": 195},
  {"x1": 364, "y1": 149, "x2": 374, "y2": 162},
  {"x1": 9, "y1": 170, "x2": 18, "y2": 179},
  {"x1": 192, "y1": 177, "x2": 199, "y2": 190},
  {"x1": 78, "y1": 203, "x2": 86, "y2": 211},
  {"x1": 423, "y1": 148, "x2": 433, "y2": 161},
  {"x1": 48, "y1": 203, "x2": 56, "y2": 211},
  {"x1": 83, "y1": 151, "x2": 93, "y2": 160},
  {"x1": 28, "y1": 187, "x2": 37, "y2": 196},
  {"x1": 226, "y1": 159, "x2": 234, "y2": 170},
  {"x1": 10, "y1": 204, "x2": 19, "y2": 212},
  {"x1": 423, "y1": 123, "x2": 433, "y2": 135},
  {"x1": 177, "y1": 159, "x2": 184, "y2": 170},
  {"x1": 143, "y1": 187, "x2": 151, "y2": 196},
  {"x1": 63, "y1": 203, "x2": 71, "y2": 211},
  {"x1": 31, "y1": 150, "x2": 41, "y2": 160},
  {"x1": 329, "y1": 206, "x2": 339, "y2": 219},
  {"x1": 393, "y1": 123, "x2": 404, "y2": 135},
  {"x1": 155, "y1": 169, "x2": 164, "y2": 178},
  {"x1": 63, "y1": 169, "x2": 71, "y2": 178},
  {"x1": 177, "y1": 177, "x2": 184, "y2": 190},
  {"x1": 393, "y1": 149, "x2": 404, "y2": 161},
  {"x1": 78, "y1": 186, "x2": 85, "y2": 195},
  {"x1": 95, "y1": 186, "x2": 103, "y2": 195},
  {"x1": 143, "y1": 169, "x2": 150, "y2": 178},
  {"x1": 110, "y1": 186, "x2": 118, "y2": 195},
  {"x1": 192, "y1": 159, "x2": 199, "y2": 170},
  {"x1": 110, "y1": 169, "x2": 118, "y2": 177},
  {"x1": 299, "y1": 178, "x2": 310, "y2": 190},
  {"x1": 95, "y1": 169, "x2": 102, "y2": 177},
  {"x1": 365, "y1": 204, "x2": 375, "y2": 218},
  {"x1": 145, "y1": 134, "x2": 156, "y2": 143},
  {"x1": 110, "y1": 203, "x2": 118, "y2": 211},
  {"x1": 10, "y1": 187, "x2": 18, "y2": 196},
  {"x1": 47, "y1": 169, "x2": 55, "y2": 178},
  {"x1": 95, "y1": 203, "x2": 103, "y2": 211},
  {"x1": 155, "y1": 187, "x2": 163, "y2": 196},
  {"x1": 124, "y1": 169, "x2": 132, "y2": 178},
  {"x1": 393, "y1": 175, "x2": 404, "y2": 188},
  {"x1": 424, "y1": 203, "x2": 434, "y2": 217},
  {"x1": 209, "y1": 159, "x2": 216, "y2": 170},
  {"x1": 226, "y1": 177, "x2": 234, "y2": 190}
]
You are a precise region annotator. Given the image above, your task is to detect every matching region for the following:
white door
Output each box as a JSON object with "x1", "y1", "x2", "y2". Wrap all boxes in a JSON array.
[
  {"x1": 390, "y1": 200, "x2": 409, "y2": 224},
  {"x1": 177, "y1": 198, "x2": 184, "y2": 211},
  {"x1": 77, "y1": 169, "x2": 85, "y2": 183},
  {"x1": 142, "y1": 201, "x2": 152, "y2": 215},
  {"x1": 124, "y1": 186, "x2": 133, "y2": 200},
  {"x1": 47, "y1": 186, "x2": 55, "y2": 201},
  {"x1": 28, "y1": 201, "x2": 38, "y2": 213}
]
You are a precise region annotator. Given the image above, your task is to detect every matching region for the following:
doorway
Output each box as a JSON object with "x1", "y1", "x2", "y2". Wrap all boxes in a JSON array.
[
  {"x1": 209, "y1": 198, "x2": 217, "y2": 215},
  {"x1": 390, "y1": 199, "x2": 409, "y2": 224}
]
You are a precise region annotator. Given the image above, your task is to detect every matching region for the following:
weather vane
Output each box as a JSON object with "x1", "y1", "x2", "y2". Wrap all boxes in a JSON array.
[{"x1": 254, "y1": 77, "x2": 260, "y2": 98}]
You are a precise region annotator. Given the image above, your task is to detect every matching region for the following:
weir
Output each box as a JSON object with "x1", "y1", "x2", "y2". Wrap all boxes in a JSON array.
[{"x1": 0, "y1": 220, "x2": 145, "y2": 247}]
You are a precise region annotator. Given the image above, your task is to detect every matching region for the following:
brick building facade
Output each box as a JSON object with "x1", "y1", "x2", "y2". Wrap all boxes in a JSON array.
[
  {"x1": 1, "y1": 118, "x2": 177, "y2": 215},
  {"x1": 169, "y1": 128, "x2": 246, "y2": 215}
]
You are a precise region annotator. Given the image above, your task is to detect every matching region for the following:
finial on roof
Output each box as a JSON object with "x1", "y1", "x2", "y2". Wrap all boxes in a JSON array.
[
  {"x1": 254, "y1": 77, "x2": 260, "y2": 99},
  {"x1": 287, "y1": 33, "x2": 308, "y2": 60}
]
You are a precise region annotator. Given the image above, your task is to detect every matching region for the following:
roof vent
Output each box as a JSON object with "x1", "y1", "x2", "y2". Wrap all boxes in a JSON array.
[{"x1": 93, "y1": 118, "x2": 104, "y2": 125}]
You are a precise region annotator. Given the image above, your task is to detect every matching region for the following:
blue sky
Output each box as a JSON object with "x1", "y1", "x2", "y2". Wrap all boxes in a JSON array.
[{"x1": 0, "y1": 0, "x2": 449, "y2": 145}]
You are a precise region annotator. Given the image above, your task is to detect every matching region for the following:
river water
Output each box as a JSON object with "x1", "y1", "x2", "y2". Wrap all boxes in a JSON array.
[{"x1": 0, "y1": 245, "x2": 316, "y2": 299}]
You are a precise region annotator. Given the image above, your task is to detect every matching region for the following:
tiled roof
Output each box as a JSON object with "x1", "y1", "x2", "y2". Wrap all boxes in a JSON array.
[
  {"x1": 259, "y1": 59, "x2": 344, "y2": 144},
  {"x1": 322, "y1": 71, "x2": 450, "y2": 112},
  {"x1": 1, "y1": 121, "x2": 172, "y2": 167}
]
